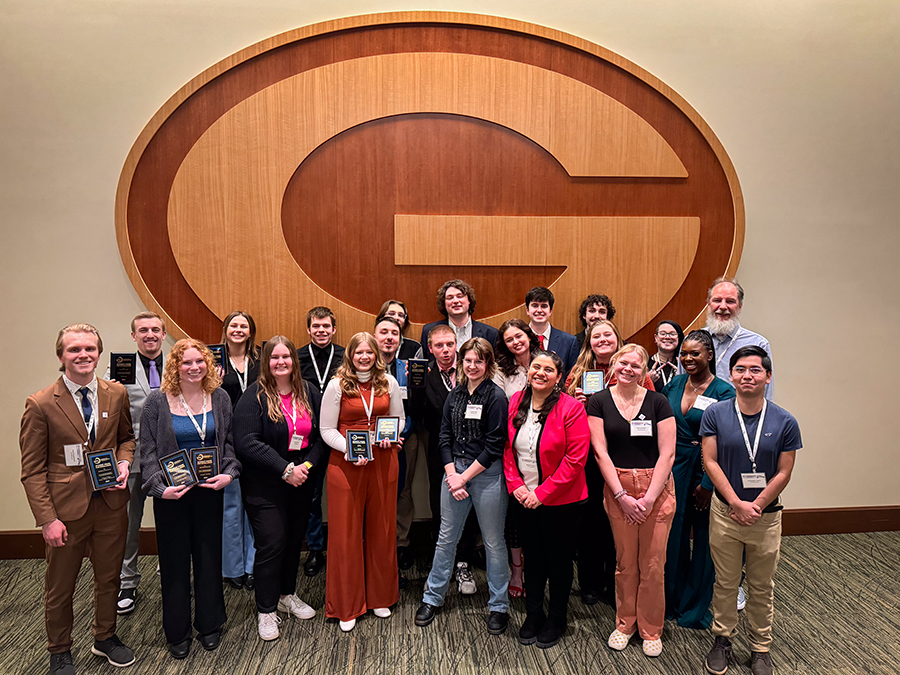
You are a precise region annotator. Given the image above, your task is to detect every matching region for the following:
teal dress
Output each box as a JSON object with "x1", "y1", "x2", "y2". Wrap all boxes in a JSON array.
[{"x1": 662, "y1": 374, "x2": 734, "y2": 628}]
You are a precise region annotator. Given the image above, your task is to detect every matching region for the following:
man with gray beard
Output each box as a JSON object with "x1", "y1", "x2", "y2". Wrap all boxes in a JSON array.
[{"x1": 704, "y1": 278, "x2": 774, "y2": 401}]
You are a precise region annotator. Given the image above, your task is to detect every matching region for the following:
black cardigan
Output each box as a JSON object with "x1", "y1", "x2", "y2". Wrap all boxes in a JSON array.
[{"x1": 233, "y1": 380, "x2": 326, "y2": 492}]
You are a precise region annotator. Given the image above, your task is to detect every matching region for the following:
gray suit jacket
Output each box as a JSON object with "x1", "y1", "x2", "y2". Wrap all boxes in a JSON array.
[{"x1": 105, "y1": 351, "x2": 166, "y2": 464}]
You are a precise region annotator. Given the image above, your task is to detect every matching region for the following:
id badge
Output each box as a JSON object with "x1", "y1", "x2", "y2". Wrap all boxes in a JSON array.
[
  {"x1": 692, "y1": 395, "x2": 716, "y2": 411},
  {"x1": 465, "y1": 404, "x2": 483, "y2": 420},
  {"x1": 289, "y1": 434, "x2": 305, "y2": 451},
  {"x1": 741, "y1": 472, "x2": 767, "y2": 489},
  {"x1": 64, "y1": 443, "x2": 85, "y2": 467},
  {"x1": 399, "y1": 386, "x2": 409, "y2": 400},
  {"x1": 630, "y1": 419, "x2": 652, "y2": 437},
  {"x1": 369, "y1": 430, "x2": 376, "y2": 445}
]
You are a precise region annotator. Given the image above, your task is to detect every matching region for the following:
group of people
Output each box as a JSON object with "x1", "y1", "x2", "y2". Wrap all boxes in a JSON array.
[{"x1": 20, "y1": 276, "x2": 800, "y2": 675}]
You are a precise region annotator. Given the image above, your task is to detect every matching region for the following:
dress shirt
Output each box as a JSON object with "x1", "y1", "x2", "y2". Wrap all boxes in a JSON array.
[
  {"x1": 450, "y1": 318, "x2": 472, "y2": 348},
  {"x1": 706, "y1": 323, "x2": 774, "y2": 401},
  {"x1": 62, "y1": 374, "x2": 97, "y2": 436}
]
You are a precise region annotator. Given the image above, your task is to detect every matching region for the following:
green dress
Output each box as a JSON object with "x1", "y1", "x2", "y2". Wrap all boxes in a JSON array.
[{"x1": 662, "y1": 375, "x2": 734, "y2": 628}]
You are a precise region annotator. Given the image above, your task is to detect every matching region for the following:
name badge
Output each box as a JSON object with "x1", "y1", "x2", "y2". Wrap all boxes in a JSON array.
[
  {"x1": 630, "y1": 419, "x2": 652, "y2": 437},
  {"x1": 289, "y1": 434, "x2": 305, "y2": 451},
  {"x1": 64, "y1": 443, "x2": 85, "y2": 467},
  {"x1": 741, "y1": 472, "x2": 767, "y2": 489},
  {"x1": 399, "y1": 386, "x2": 409, "y2": 400},
  {"x1": 692, "y1": 395, "x2": 716, "y2": 411},
  {"x1": 465, "y1": 404, "x2": 483, "y2": 420}
]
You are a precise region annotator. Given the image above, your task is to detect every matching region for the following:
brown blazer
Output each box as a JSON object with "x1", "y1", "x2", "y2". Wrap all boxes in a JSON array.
[{"x1": 20, "y1": 376, "x2": 135, "y2": 526}]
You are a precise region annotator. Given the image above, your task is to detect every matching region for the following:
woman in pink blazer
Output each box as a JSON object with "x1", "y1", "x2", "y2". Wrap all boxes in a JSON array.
[{"x1": 503, "y1": 350, "x2": 589, "y2": 650}]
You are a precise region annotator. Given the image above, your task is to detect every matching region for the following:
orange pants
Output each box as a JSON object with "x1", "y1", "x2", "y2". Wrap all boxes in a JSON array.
[
  {"x1": 325, "y1": 447, "x2": 400, "y2": 621},
  {"x1": 604, "y1": 468, "x2": 676, "y2": 640}
]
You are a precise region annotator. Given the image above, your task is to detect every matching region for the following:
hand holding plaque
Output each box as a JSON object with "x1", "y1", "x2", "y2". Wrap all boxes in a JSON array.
[
  {"x1": 110, "y1": 353, "x2": 137, "y2": 385},
  {"x1": 85, "y1": 448, "x2": 121, "y2": 491},
  {"x1": 159, "y1": 449, "x2": 199, "y2": 487},
  {"x1": 375, "y1": 416, "x2": 401, "y2": 443},
  {"x1": 207, "y1": 344, "x2": 226, "y2": 369},
  {"x1": 191, "y1": 447, "x2": 220, "y2": 482},
  {"x1": 407, "y1": 358, "x2": 428, "y2": 389},
  {"x1": 582, "y1": 370, "x2": 606, "y2": 395},
  {"x1": 345, "y1": 429, "x2": 373, "y2": 462}
]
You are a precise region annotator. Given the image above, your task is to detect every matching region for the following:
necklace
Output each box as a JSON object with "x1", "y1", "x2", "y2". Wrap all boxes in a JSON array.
[
  {"x1": 689, "y1": 374, "x2": 713, "y2": 394},
  {"x1": 612, "y1": 387, "x2": 643, "y2": 422}
]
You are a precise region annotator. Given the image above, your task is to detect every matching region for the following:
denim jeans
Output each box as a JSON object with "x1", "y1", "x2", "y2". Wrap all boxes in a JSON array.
[
  {"x1": 422, "y1": 458, "x2": 510, "y2": 612},
  {"x1": 222, "y1": 478, "x2": 255, "y2": 577}
]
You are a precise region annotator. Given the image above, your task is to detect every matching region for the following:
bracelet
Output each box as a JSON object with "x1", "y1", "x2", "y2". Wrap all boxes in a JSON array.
[
  {"x1": 281, "y1": 462, "x2": 295, "y2": 481},
  {"x1": 613, "y1": 489, "x2": 627, "y2": 500},
  {"x1": 303, "y1": 461, "x2": 313, "y2": 470}
]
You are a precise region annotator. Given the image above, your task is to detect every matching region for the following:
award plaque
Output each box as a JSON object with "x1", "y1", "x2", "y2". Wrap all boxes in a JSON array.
[
  {"x1": 159, "y1": 449, "x2": 198, "y2": 487},
  {"x1": 375, "y1": 416, "x2": 401, "y2": 443},
  {"x1": 408, "y1": 358, "x2": 428, "y2": 388},
  {"x1": 191, "y1": 447, "x2": 219, "y2": 481},
  {"x1": 110, "y1": 353, "x2": 137, "y2": 385},
  {"x1": 84, "y1": 448, "x2": 120, "y2": 491},
  {"x1": 582, "y1": 370, "x2": 606, "y2": 395},
  {"x1": 208, "y1": 343, "x2": 226, "y2": 369},
  {"x1": 345, "y1": 429, "x2": 373, "y2": 461}
]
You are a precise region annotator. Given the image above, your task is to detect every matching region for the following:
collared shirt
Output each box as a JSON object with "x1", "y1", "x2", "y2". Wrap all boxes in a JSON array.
[
  {"x1": 705, "y1": 323, "x2": 774, "y2": 401},
  {"x1": 531, "y1": 324, "x2": 551, "y2": 350},
  {"x1": 450, "y1": 317, "x2": 472, "y2": 348},
  {"x1": 439, "y1": 378, "x2": 508, "y2": 468},
  {"x1": 62, "y1": 374, "x2": 97, "y2": 435}
]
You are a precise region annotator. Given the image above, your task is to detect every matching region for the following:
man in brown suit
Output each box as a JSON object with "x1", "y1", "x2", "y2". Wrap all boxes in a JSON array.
[{"x1": 20, "y1": 324, "x2": 137, "y2": 675}]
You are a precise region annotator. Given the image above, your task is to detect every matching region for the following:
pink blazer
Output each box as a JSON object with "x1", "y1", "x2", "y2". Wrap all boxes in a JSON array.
[{"x1": 503, "y1": 391, "x2": 589, "y2": 506}]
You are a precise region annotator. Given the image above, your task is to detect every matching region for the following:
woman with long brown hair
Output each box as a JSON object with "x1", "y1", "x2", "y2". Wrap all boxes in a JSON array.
[
  {"x1": 140, "y1": 339, "x2": 240, "y2": 658},
  {"x1": 233, "y1": 336, "x2": 325, "y2": 641},
  {"x1": 320, "y1": 332, "x2": 405, "y2": 632}
]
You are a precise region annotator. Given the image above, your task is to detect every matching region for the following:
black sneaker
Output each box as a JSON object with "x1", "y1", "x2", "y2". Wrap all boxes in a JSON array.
[
  {"x1": 750, "y1": 651, "x2": 774, "y2": 675},
  {"x1": 223, "y1": 576, "x2": 244, "y2": 589},
  {"x1": 244, "y1": 574, "x2": 255, "y2": 590},
  {"x1": 705, "y1": 636, "x2": 733, "y2": 674},
  {"x1": 49, "y1": 651, "x2": 75, "y2": 675},
  {"x1": 487, "y1": 611, "x2": 509, "y2": 635},
  {"x1": 414, "y1": 603, "x2": 440, "y2": 627},
  {"x1": 304, "y1": 550, "x2": 325, "y2": 577},
  {"x1": 116, "y1": 588, "x2": 136, "y2": 615},
  {"x1": 92, "y1": 634, "x2": 135, "y2": 667},
  {"x1": 397, "y1": 546, "x2": 414, "y2": 570},
  {"x1": 580, "y1": 589, "x2": 601, "y2": 606},
  {"x1": 518, "y1": 612, "x2": 545, "y2": 645},
  {"x1": 536, "y1": 618, "x2": 566, "y2": 649}
]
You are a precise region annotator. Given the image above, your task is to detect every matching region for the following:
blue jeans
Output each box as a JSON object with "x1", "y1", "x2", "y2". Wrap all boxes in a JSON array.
[
  {"x1": 222, "y1": 478, "x2": 255, "y2": 577},
  {"x1": 422, "y1": 458, "x2": 509, "y2": 612}
]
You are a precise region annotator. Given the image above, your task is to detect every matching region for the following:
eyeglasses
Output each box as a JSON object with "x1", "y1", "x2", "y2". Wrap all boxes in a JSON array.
[
  {"x1": 732, "y1": 366, "x2": 766, "y2": 375},
  {"x1": 657, "y1": 331, "x2": 678, "y2": 338}
]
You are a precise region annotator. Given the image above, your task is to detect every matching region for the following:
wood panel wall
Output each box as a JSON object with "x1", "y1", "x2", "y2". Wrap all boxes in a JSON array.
[{"x1": 116, "y1": 12, "x2": 744, "y2": 348}]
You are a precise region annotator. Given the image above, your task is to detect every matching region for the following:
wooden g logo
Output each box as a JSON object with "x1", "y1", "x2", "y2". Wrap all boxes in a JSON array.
[{"x1": 116, "y1": 13, "x2": 743, "y2": 344}]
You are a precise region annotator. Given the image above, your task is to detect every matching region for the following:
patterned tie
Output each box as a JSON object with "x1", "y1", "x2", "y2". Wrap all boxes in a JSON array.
[
  {"x1": 441, "y1": 369, "x2": 454, "y2": 390},
  {"x1": 538, "y1": 335, "x2": 545, "y2": 349},
  {"x1": 148, "y1": 359, "x2": 161, "y2": 389},
  {"x1": 79, "y1": 387, "x2": 95, "y2": 444}
]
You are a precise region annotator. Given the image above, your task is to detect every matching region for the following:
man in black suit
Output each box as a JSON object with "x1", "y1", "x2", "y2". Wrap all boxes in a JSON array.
[
  {"x1": 420, "y1": 279, "x2": 499, "y2": 357},
  {"x1": 574, "y1": 294, "x2": 617, "y2": 350}
]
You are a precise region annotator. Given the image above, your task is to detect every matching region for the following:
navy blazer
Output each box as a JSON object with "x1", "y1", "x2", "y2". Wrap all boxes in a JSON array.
[
  {"x1": 420, "y1": 319, "x2": 499, "y2": 358},
  {"x1": 546, "y1": 326, "x2": 580, "y2": 377}
]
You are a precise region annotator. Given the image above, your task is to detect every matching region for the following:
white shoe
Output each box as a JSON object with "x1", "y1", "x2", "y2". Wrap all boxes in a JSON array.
[
  {"x1": 642, "y1": 638, "x2": 663, "y2": 657},
  {"x1": 277, "y1": 593, "x2": 316, "y2": 619},
  {"x1": 258, "y1": 612, "x2": 282, "y2": 641},
  {"x1": 608, "y1": 628, "x2": 635, "y2": 651},
  {"x1": 737, "y1": 586, "x2": 747, "y2": 611},
  {"x1": 456, "y1": 562, "x2": 477, "y2": 595},
  {"x1": 373, "y1": 607, "x2": 392, "y2": 618},
  {"x1": 339, "y1": 618, "x2": 356, "y2": 632}
]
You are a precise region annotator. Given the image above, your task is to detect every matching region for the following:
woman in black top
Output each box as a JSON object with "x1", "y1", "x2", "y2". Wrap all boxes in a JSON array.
[
  {"x1": 233, "y1": 336, "x2": 325, "y2": 641},
  {"x1": 587, "y1": 344, "x2": 676, "y2": 658},
  {"x1": 219, "y1": 311, "x2": 261, "y2": 590},
  {"x1": 648, "y1": 320, "x2": 683, "y2": 392}
]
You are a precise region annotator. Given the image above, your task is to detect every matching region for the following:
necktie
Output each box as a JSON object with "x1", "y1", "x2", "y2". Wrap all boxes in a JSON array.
[
  {"x1": 79, "y1": 387, "x2": 95, "y2": 444},
  {"x1": 538, "y1": 335, "x2": 545, "y2": 349},
  {"x1": 148, "y1": 359, "x2": 161, "y2": 389},
  {"x1": 441, "y1": 369, "x2": 454, "y2": 390}
]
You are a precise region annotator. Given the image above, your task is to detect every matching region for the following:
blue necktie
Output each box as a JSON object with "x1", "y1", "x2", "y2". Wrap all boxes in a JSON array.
[{"x1": 79, "y1": 387, "x2": 95, "y2": 444}]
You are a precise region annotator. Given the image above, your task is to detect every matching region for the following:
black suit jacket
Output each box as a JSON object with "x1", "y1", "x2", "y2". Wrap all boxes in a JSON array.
[{"x1": 420, "y1": 319, "x2": 499, "y2": 358}]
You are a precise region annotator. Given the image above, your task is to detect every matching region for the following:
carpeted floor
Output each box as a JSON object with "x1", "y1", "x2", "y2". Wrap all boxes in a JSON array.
[{"x1": 0, "y1": 531, "x2": 897, "y2": 674}]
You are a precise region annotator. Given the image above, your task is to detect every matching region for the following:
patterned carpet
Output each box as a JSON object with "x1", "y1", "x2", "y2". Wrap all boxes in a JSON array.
[{"x1": 0, "y1": 531, "x2": 897, "y2": 674}]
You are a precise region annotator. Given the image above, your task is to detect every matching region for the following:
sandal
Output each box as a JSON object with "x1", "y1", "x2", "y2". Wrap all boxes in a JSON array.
[
  {"x1": 607, "y1": 628, "x2": 635, "y2": 651},
  {"x1": 642, "y1": 638, "x2": 663, "y2": 657},
  {"x1": 508, "y1": 560, "x2": 524, "y2": 599}
]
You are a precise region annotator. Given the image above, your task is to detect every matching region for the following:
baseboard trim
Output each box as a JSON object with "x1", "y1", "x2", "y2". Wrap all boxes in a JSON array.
[{"x1": 2, "y1": 507, "x2": 897, "y2": 559}]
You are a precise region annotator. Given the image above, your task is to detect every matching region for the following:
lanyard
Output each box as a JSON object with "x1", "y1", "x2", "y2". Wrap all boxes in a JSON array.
[
  {"x1": 179, "y1": 392, "x2": 209, "y2": 442},
  {"x1": 80, "y1": 389, "x2": 97, "y2": 442},
  {"x1": 652, "y1": 355, "x2": 674, "y2": 387},
  {"x1": 735, "y1": 399, "x2": 767, "y2": 472},
  {"x1": 359, "y1": 384, "x2": 375, "y2": 430},
  {"x1": 714, "y1": 328, "x2": 739, "y2": 368},
  {"x1": 309, "y1": 344, "x2": 334, "y2": 391},
  {"x1": 229, "y1": 355, "x2": 248, "y2": 393},
  {"x1": 283, "y1": 394, "x2": 299, "y2": 431}
]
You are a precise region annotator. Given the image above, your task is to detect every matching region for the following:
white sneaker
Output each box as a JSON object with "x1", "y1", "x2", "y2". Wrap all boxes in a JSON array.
[
  {"x1": 339, "y1": 618, "x2": 356, "y2": 632},
  {"x1": 456, "y1": 562, "x2": 477, "y2": 595},
  {"x1": 277, "y1": 594, "x2": 316, "y2": 619},
  {"x1": 737, "y1": 586, "x2": 747, "y2": 611},
  {"x1": 258, "y1": 612, "x2": 282, "y2": 641},
  {"x1": 373, "y1": 607, "x2": 391, "y2": 618}
]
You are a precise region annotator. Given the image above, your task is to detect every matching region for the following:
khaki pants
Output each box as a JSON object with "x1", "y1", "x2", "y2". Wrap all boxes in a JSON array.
[{"x1": 709, "y1": 494, "x2": 782, "y2": 652}]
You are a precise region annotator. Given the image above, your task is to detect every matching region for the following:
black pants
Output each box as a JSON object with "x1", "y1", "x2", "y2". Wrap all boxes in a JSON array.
[
  {"x1": 517, "y1": 500, "x2": 584, "y2": 622},
  {"x1": 576, "y1": 459, "x2": 616, "y2": 598},
  {"x1": 154, "y1": 488, "x2": 226, "y2": 644},
  {"x1": 243, "y1": 474, "x2": 316, "y2": 613}
]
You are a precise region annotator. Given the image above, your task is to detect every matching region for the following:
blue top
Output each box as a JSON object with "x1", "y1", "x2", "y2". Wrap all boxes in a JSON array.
[
  {"x1": 699, "y1": 399, "x2": 801, "y2": 504},
  {"x1": 172, "y1": 411, "x2": 215, "y2": 451}
]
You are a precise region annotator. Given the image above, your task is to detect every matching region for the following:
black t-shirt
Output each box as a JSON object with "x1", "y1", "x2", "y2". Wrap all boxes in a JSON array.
[{"x1": 586, "y1": 389, "x2": 673, "y2": 469}]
